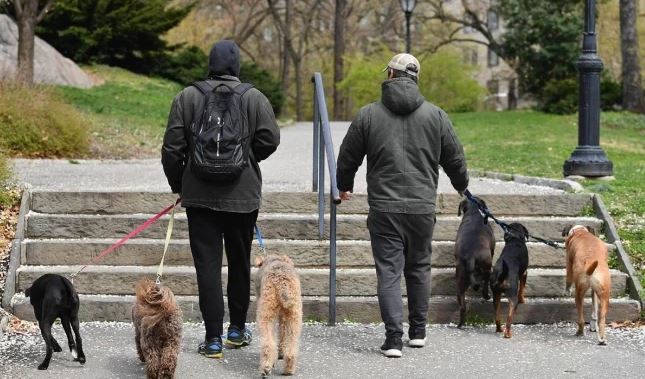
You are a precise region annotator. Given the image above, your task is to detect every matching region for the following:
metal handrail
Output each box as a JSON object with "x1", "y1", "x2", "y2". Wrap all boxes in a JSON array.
[{"x1": 311, "y1": 72, "x2": 341, "y2": 326}]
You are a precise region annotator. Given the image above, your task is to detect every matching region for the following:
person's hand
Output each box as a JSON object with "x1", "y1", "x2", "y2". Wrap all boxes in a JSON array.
[{"x1": 340, "y1": 191, "x2": 352, "y2": 201}]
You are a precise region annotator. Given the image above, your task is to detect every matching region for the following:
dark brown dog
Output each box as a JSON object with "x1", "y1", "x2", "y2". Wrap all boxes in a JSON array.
[
  {"x1": 455, "y1": 197, "x2": 495, "y2": 327},
  {"x1": 132, "y1": 278, "x2": 183, "y2": 379},
  {"x1": 562, "y1": 225, "x2": 611, "y2": 345},
  {"x1": 490, "y1": 223, "x2": 529, "y2": 338}
]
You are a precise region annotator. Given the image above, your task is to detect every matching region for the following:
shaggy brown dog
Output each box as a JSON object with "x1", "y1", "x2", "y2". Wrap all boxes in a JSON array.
[
  {"x1": 563, "y1": 225, "x2": 611, "y2": 345},
  {"x1": 132, "y1": 278, "x2": 183, "y2": 379},
  {"x1": 255, "y1": 254, "x2": 303, "y2": 378}
]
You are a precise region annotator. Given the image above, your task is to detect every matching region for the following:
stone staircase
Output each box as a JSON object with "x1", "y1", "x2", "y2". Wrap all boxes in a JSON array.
[{"x1": 7, "y1": 190, "x2": 641, "y2": 323}]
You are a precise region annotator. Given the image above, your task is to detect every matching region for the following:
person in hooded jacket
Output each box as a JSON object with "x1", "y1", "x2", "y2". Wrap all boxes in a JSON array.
[
  {"x1": 336, "y1": 53, "x2": 469, "y2": 358},
  {"x1": 161, "y1": 40, "x2": 280, "y2": 359}
]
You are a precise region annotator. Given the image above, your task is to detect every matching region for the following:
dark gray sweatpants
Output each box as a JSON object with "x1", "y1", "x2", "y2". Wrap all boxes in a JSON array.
[{"x1": 368, "y1": 209, "x2": 435, "y2": 338}]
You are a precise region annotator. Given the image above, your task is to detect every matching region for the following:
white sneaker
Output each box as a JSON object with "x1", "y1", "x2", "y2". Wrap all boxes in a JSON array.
[
  {"x1": 408, "y1": 337, "x2": 427, "y2": 347},
  {"x1": 380, "y1": 336, "x2": 403, "y2": 358}
]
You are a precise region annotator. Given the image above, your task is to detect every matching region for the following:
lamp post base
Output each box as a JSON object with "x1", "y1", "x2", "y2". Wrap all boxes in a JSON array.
[{"x1": 563, "y1": 145, "x2": 613, "y2": 177}]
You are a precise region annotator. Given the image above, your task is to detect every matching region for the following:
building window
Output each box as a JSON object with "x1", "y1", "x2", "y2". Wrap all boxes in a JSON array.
[
  {"x1": 487, "y1": 10, "x2": 499, "y2": 31},
  {"x1": 487, "y1": 79, "x2": 499, "y2": 95},
  {"x1": 263, "y1": 27, "x2": 273, "y2": 42},
  {"x1": 488, "y1": 48, "x2": 499, "y2": 67},
  {"x1": 463, "y1": 14, "x2": 474, "y2": 34},
  {"x1": 463, "y1": 49, "x2": 478, "y2": 66}
]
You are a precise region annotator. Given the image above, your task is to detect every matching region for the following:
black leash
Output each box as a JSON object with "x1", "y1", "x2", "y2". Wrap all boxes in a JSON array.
[{"x1": 463, "y1": 190, "x2": 564, "y2": 250}]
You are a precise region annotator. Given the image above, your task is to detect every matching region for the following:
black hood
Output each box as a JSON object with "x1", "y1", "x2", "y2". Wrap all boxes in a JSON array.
[
  {"x1": 208, "y1": 40, "x2": 241, "y2": 78},
  {"x1": 381, "y1": 77, "x2": 425, "y2": 115}
]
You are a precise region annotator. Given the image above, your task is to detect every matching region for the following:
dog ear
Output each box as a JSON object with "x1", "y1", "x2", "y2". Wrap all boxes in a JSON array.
[
  {"x1": 585, "y1": 226, "x2": 597, "y2": 236},
  {"x1": 255, "y1": 256, "x2": 265, "y2": 267},
  {"x1": 562, "y1": 225, "x2": 572, "y2": 237}
]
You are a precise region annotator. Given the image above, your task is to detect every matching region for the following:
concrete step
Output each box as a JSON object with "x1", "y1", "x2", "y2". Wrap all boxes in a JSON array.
[
  {"x1": 10, "y1": 293, "x2": 640, "y2": 324},
  {"x1": 24, "y1": 212, "x2": 603, "y2": 241},
  {"x1": 22, "y1": 238, "x2": 617, "y2": 268},
  {"x1": 15, "y1": 266, "x2": 629, "y2": 298},
  {"x1": 29, "y1": 191, "x2": 593, "y2": 216}
]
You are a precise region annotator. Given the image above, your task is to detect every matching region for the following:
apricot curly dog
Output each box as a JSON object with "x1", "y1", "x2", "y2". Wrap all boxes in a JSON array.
[
  {"x1": 255, "y1": 254, "x2": 303, "y2": 377},
  {"x1": 132, "y1": 278, "x2": 183, "y2": 379}
]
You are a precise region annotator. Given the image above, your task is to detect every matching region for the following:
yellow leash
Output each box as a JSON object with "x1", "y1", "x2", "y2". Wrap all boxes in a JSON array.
[{"x1": 155, "y1": 202, "x2": 177, "y2": 284}]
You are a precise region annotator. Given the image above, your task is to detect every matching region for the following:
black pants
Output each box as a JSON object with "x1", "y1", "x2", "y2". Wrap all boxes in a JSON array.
[
  {"x1": 368, "y1": 209, "x2": 435, "y2": 338},
  {"x1": 186, "y1": 207, "x2": 258, "y2": 340}
]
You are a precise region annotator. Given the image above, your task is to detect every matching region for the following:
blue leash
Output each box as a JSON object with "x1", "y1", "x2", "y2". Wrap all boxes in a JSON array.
[
  {"x1": 254, "y1": 224, "x2": 267, "y2": 254},
  {"x1": 463, "y1": 190, "x2": 563, "y2": 249}
]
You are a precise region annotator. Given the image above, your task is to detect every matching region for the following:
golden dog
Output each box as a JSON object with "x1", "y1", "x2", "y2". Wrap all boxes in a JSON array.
[
  {"x1": 563, "y1": 225, "x2": 610, "y2": 345},
  {"x1": 132, "y1": 278, "x2": 183, "y2": 378},
  {"x1": 255, "y1": 254, "x2": 302, "y2": 377}
]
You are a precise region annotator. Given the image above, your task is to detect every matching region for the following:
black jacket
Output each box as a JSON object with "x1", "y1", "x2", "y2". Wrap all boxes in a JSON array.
[
  {"x1": 161, "y1": 76, "x2": 280, "y2": 212},
  {"x1": 336, "y1": 77, "x2": 468, "y2": 214}
]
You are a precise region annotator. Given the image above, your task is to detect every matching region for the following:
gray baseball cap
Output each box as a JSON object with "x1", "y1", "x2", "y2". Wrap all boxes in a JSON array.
[{"x1": 383, "y1": 53, "x2": 420, "y2": 77}]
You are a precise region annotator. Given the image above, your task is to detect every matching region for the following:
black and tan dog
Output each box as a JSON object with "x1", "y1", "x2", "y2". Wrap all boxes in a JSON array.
[
  {"x1": 25, "y1": 273, "x2": 86, "y2": 370},
  {"x1": 490, "y1": 223, "x2": 529, "y2": 338},
  {"x1": 562, "y1": 225, "x2": 611, "y2": 345},
  {"x1": 454, "y1": 197, "x2": 495, "y2": 328}
]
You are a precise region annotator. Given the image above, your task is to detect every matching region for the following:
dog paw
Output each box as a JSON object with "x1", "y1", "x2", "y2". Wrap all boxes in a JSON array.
[
  {"x1": 575, "y1": 331, "x2": 584, "y2": 337},
  {"x1": 598, "y1": 340, "x2": 607, "y2": 346},
  {"x1": 53, "y1": 345, "x2": 63, "y2": 353},
  {"x1": 76, "y1": 355, "x2": 86, "y2": 364},
  {"x1": 37, "y1": 363, "x2": 49, "y2": 370},
  {"x1": 260, "y1": 369, "x2": 272, "y2": 378},
  {"x1": 589, "y1": 323, "x2": 597, "y2": 333}
]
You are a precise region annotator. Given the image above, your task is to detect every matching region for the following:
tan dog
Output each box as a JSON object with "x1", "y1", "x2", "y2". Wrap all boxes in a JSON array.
[
  {"x1": 255, "y1": 254, "x2": 303, "y2": 378},
  {"x1": 132, "y1": 278, "x2": 183, "y2": 378},
  {"x1": 563, "y1": 225, "x2": 611, "y2": 345}
]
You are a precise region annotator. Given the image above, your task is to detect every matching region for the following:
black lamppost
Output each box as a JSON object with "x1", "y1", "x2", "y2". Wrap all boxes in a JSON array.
[
  {"x1": 400, "y1": 0, "x2": 417, "y2": 53},
  {"x1": 563, "y1": 0, "x2": 613, "y2": 178}
]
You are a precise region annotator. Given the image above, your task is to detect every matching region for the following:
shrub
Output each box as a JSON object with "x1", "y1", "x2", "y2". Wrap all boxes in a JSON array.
[
  {"x1": 340, "y1": 48, "x2": 484, "y2": 114},
  {"x1": 0, "y1": 83, "x2": 89, "y2": 157},
  {"x1": 151, "y1": 46, "x2": 209, "y2": 85},
  {"x1": 239, "y1": 61, "x2": 285, "y2": 116},
  {"x1": 539, "y1": 77, "x2": 623, "y2": 114}
]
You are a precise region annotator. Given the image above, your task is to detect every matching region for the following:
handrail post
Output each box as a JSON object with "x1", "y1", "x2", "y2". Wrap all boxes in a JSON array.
[
  {"x1": 318, "y1": 123, "x2": 325, "y2": 239},
  {"x1": 311, "y1": 72, "x2": 340, "y2": 327},
  {"x1": 312, "y1": 79, "x2": 320, "y2": 192},
  {"x1": 329, "y1": 192, "x2": 337, "y2": 326}
]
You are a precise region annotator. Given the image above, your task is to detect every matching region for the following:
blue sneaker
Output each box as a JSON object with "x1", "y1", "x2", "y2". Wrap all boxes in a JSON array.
[
  {"x1": 224, "y1": 326, "x2": 252, "y2": 348},
  {"x1": 198, "y1": 337, "x2": 223, "y2": 358}
]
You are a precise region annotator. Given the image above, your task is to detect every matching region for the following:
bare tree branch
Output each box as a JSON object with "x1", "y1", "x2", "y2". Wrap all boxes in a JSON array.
[
  {"x1": 36, "y1": 0, "x2": 55, "y2": 23},
  {"x1": 12, "y1": 0, "x2": 24, "y2": 18}
]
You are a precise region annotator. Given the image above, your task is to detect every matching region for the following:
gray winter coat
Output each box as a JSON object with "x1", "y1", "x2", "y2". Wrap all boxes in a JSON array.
[
  {"x1": 336, "y1": 77, "x2": 468, "y2": 214},
  {"x1": 161, "y1": 76, "x2": 280, "y2": 212}
]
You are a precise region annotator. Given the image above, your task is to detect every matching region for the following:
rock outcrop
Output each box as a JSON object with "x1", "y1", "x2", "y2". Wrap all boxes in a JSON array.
[{"x1": 0, "y1": 14, "x2": 92, "y2": 88}]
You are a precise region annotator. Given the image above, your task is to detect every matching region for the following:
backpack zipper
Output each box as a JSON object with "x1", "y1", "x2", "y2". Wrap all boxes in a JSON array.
[{"x1": 216, "y1": 116, "x2": 222, "y2": 157}]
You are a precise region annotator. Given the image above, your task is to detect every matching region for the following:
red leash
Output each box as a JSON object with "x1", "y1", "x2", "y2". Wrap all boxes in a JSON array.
[{"x1": 69, "y1": 198, "x2": 181, "y2": 282}]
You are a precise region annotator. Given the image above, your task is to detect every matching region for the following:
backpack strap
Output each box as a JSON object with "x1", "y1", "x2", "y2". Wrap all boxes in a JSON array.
[
  {"x1": 233, "y1": 83, "x2": 254, "y2": 96},
  {"x1": 191, "y1": 80, "x2": 213, "y2": 95}
]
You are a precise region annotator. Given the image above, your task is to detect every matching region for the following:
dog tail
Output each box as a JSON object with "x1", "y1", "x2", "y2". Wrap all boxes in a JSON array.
[
  {"x1": 62, "y1": 276, "x2": 79, "y2": 305},
  {"x1": 586, "y1": 260, "x2": 599, "y2": 276}
]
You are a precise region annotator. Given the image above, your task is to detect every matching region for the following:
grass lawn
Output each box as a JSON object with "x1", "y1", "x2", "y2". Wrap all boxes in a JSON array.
[
  {"x1": 451, "y1": 111, "x2": 645, "y2": 288},
  {"x1": 55, "y1": 66, "x2": 182, "y2": 158}
]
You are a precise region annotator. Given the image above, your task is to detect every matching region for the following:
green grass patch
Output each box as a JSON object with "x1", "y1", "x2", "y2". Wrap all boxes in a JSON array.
[
  {"x1": 451, "y1": 110, "x2": 645, "y2": 286},
  {"x1": 55, "y1": 66, "x2": 181, "y2": 158},
  {"x1": 0, "y1": 83, "x2": 89, "y2": 157}
]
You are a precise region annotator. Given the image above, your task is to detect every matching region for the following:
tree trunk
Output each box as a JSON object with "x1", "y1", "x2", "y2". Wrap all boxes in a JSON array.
[
  {"x1": 619, "y1": 0, "x2": 643, "y2": 112},
  {"x1": 294, "y1": 57, "x2": 303, "y2": 121},
  {"x1": 333, "y1": 0, "x2": 346, "y2": 120},
  {"x1": 279, "y1": 0, "x2": 292, "y2": 112},
  {"x1": 15, "y1": 0, "x2": 39, "y2": 85}
]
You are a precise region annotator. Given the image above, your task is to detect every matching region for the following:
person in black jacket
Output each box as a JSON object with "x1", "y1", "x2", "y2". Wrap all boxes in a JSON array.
[
  {"x1": 336, "y1": 53, "x2": 468, "y2": 358},
  {"x1": 161, "y1": 40, "x2": 280, "y2": 359}
]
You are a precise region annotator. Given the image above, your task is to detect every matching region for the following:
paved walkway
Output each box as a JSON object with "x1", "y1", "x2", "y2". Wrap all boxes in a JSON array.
[
  {"x1": 1, "y1": 322, "x2": 644, "y2": 379},
  {"x1": 11, "y1": 122, "x2": 563, "y2": 195}
]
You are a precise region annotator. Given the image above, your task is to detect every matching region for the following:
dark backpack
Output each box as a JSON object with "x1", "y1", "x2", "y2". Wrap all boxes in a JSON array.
[{"x1": 189, "y1": 81, "x2": 254, "y2": 182}]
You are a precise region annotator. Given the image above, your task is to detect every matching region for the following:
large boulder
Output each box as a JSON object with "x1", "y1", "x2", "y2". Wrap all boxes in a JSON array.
[{"x1": 0, "y1": 14, "x2": 92, "y2": 88}]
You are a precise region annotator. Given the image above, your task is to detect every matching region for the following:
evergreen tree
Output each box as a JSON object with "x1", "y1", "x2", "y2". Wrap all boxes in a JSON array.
[{"x1": 37, "y1": 0, "x2": 191, "y2": 73}]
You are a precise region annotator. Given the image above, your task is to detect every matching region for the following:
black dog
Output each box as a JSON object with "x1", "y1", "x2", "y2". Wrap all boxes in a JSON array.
[
  {"x1": 25, "y1": 274, "x2": 86, "y2": 370},
  {"x1": 490, "y1": 223, "x2": 529, "y2": 339},
  {"x1": 455, "y1": 197, "x2": 495, "y2": 328}
]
